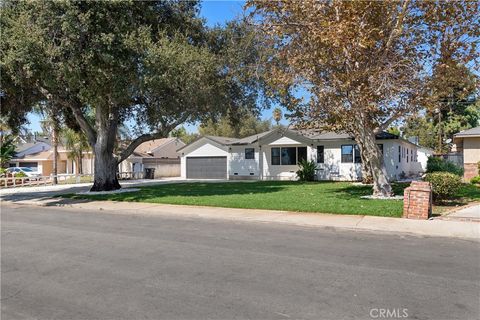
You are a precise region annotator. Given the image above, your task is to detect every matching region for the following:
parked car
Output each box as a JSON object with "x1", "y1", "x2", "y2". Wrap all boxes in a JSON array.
[{"x1": 6, "y1": 167, "x2": 41, "y2": 178}]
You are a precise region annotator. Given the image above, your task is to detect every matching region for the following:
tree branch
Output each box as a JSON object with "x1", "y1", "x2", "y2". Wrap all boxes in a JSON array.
[
  {"x1": 68, "y1": 98, "x2": 97, "y2": 147},
  {"x1": 116, "y1": 112, "x2": 191, "y2": 164},
  {"x1": 117, "y1": 131, "x2": 167, "y2": 164},
  {"x1": 384, "y1": 0, "x2": 411, "y2": 51}
]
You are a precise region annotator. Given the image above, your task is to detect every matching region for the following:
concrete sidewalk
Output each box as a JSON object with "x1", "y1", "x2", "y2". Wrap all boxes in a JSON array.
[{"x1": 3, "y1": 196, "x2": 479, "y2": 241}]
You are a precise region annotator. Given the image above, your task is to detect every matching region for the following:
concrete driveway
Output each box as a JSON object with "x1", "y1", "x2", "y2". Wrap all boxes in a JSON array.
[
  {"x1": 2, "y1": 203, "x2": 479, "y2": 320},
  {"x1": 447, "y1": 204, "x2": 480, "y2": 220}
]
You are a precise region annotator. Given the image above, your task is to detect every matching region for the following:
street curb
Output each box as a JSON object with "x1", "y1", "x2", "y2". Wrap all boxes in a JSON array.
[{"x1": 3, "y1": 198, "x2": 479, "y2": 241}]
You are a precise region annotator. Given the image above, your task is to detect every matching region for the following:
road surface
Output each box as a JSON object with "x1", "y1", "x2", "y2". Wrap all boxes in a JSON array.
[{"x1": 2, "y1": 203, "x2": 479, "y2": 320}]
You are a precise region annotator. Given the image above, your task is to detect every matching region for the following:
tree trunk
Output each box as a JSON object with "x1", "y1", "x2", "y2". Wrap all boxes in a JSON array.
[
  {"x1": 91, "y1": 141, "x2": 120, "y2": 191},
  {"x1": 359, "y1": 151, "x2": 373, "y2": 184},
  {"x1": 355, "y1": 127, "x2": 393, "y2": 197},
  {"x1": 78, "y1": 150, "x2": 83, "y2": 174},
  {"x1": 90, "y1": 110, "x2": 121, "y2": 192}
]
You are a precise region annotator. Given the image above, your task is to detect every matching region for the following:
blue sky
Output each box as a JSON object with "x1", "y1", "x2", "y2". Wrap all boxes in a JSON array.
[{"x1": 27, "y1": 0, "x2": 287, "y2": 133}]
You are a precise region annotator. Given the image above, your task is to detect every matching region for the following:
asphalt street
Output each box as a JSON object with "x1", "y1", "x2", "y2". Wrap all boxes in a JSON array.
[{"x1": 1, "y1": 203, "x2": 479, "y2": 320}]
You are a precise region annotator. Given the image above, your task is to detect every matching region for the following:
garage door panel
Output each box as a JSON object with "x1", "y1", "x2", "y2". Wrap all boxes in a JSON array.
[{"x1": 186, "y1": 157, "x2": 227, "y2": 179}]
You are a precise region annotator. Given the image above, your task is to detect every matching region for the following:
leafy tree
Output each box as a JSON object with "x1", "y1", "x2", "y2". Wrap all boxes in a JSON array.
[
  {"x1": 170, "y1": 127, "x2": 198, "y2": 144},
  {"x1": 0, "y1": 134, "x2": 16, "y2": 168},
  {"x1": 248, "y1": 0, "x2": 479, "y2": 196},
  {"x1": 198, "y1": 113, "x2": 271, "y2": 138},
  {"x1": 403, "y1": 61, "x2": 479, "y2": 152},
  {"x1": 1, "y1": 1, "x2": 268, "y2": 190}
]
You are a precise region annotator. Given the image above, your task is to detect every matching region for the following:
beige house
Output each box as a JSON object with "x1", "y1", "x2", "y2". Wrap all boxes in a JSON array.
[
  {"x1": 453, "y1": 126, "x2": 480, "y2": 181},
  {"x1": 10, "y1": 142, "x2": 94, "y2": 176},
  {"x1": 118, "y1": 138, "x2": 185, "y2": 178}
]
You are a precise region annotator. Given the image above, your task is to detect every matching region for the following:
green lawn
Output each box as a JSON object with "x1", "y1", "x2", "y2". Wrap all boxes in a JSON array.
[
  {"x1": 433, "y1": 183, "x2": 480, "y2": 214},
  {"x1": 65, "y1": 181, "x2": 407, "y2": 217}
]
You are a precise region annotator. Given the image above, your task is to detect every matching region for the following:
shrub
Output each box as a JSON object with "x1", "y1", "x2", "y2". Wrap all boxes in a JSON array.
[
  {"x1": 296, "y1": 160, "x2": 316, "y2": 181},
  {"x1": 0, "y1": 168, "x2": 6, "y2": 177},
  {"x1": 14, "y1": 171, "x2": 28, "y2": 178},
  {"x1": 424, "y1": 172, "x2": 462, "y2": 201},
  {"x1": 426, "y1": 157, "x2": 464, "y2": 176},
  {"x1": 470, "y1": 176, "x2": 480, "y2": 185}
]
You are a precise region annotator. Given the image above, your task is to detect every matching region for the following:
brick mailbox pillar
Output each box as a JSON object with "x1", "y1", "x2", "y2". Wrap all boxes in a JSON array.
[{"x1": 403, "y1": 181, "x2": 432, "y2": 220}]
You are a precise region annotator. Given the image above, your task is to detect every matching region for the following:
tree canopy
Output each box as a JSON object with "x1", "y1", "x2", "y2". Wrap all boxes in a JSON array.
[
  {"x1": 1, "y1": 1, "x2": 269, "y2": 190},
  {"x1": 248, "y1": 0, "x2": 479, "y2": 196}
]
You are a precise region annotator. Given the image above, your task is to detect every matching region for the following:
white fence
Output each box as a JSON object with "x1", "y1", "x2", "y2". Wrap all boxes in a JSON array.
[{"x1": 0, "y1": 174, "x2": 94, "y2": 189}]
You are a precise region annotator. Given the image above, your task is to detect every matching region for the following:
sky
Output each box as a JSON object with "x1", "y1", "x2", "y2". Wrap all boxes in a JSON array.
[{"x1": 26, "y1": 0, "x2": 288, "y2": 134}]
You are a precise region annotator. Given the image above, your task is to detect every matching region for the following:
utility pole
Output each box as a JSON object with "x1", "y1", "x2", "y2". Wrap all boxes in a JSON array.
[{"x1": 434, "y1": 107, "x2": 442, "y2": 154}]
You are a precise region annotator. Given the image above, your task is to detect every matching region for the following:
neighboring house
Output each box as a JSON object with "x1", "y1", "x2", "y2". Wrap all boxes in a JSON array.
[
  {"x1": 453, "y1": 126, "x2": 480, "y2": 181},
  {"x1": 178, "y1": 128, "x2": 428, "y2": 181},
  {"x1": 119, "y1": 138, "x2": 185, "y2": 178},
  {"x1": 10, "y1": 142, "x2": 94, "y2": 176}
]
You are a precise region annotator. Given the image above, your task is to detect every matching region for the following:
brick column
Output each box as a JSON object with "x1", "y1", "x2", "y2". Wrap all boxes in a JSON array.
[{"x1": 403, "y1": 181, "x2": 432, "y2": 220}]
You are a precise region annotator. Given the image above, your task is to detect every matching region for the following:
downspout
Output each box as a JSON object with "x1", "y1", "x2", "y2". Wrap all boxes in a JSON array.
[{"x1": 259, "y1": 145, "x2": 263, "y2": 180}]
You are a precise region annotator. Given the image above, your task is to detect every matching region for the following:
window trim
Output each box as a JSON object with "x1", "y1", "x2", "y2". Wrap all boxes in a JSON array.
[
  {"x1": 281, "y1": 147, "x2": 297, "y2": 165},
  {"x1": 271, "y1": 147, "x2": 280, "y2": 165},
  {"x1": 317, "y1": 146, "x2": 324, "y2": 164},
  {"x1": 297, "y1": 146, "x2": 307, "y2": 164},
  {"x1": 245, "y1": 148, "x2": 255, "y2": 160},
  {"x1": 341, "y1": 144, "x2": 354, "y2": 163},
  {"x1": 354, "y1": 145, "x2": 362, "y2": 163},
  {"x1": 270, "y1": 146, "x2": 309, "y2": 166}
]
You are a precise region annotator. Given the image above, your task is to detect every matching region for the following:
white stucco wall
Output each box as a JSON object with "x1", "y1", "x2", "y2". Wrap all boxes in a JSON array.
[{"x1": 229, "y1": 145, "x2": 260, "y2": 177}]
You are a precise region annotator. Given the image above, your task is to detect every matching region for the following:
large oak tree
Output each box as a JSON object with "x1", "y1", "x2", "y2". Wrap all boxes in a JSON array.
[
  {"x1": 1, "y1": 1, "x2": 268, "y2": 190},
  {"x1": 248, "y1": 0, "x2": 479, "y2": 196}
]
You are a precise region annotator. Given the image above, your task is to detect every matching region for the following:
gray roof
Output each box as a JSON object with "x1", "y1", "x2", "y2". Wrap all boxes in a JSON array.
[
  {"x1": 454, "y1": 126, "x2": 480, "y2": 138},
  {"x1": 15, "y1": 142, "x2": 37, "y2": 153},
  {"x1": 229, "y1": 130, "x2": 276, "y2": 145},
  {"x1": 180, "y1": 128, "x2": 409, "y2": 151},
  {"x1": 295, "y1": 129, "x2": 353, "y2": 140},
  {"x1": 204, "y1": 136, "x2": 239, "y2": 145}
]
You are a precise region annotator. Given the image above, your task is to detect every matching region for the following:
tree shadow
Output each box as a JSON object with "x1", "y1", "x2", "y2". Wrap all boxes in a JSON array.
[
  {"x1": 60, "y1": 181, "x2": 293, "y2": 203},
  {"x1": 336, "y1": 182, "x2": 409, "y2": 200}
]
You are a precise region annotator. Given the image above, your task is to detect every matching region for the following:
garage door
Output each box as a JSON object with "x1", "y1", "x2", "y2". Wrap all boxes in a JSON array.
[{"x1": 186, "y1": 157, "x2": 227, "y2": 179}]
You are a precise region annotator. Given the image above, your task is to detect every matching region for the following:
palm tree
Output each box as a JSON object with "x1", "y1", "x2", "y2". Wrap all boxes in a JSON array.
[
  {"x1": 273, "y1": 107, "x2": 283, "y2": 126},
  {"x1": 63, "y1": 129, "x2": 89, "y2": 174},
  {"x1": 35, "y1": 103, "x2": 61, "y2": 184},
  {"x1": 0, "y1": 134, "x2": 16, "y2": 168}
]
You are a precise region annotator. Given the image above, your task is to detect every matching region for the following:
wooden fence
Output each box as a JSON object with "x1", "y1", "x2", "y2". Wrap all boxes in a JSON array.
[{"x1": 0, "y1": 174, "x2": 95, "y2": 189}]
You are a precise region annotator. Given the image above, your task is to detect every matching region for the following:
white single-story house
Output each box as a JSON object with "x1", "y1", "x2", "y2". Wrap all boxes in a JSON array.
[
  {"x1": 118, "y1": 137, "x2": 185, "y2": 178},
  {"x1": 178, "y1": 128, "x2": 430, "y2": 181}
]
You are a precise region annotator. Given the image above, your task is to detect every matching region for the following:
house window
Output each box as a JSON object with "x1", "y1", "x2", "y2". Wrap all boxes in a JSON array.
[
  {"x1": 297, "y1": 147, "x2": 307, "y2": 164},
  {"x1": 407, "y1": 149, "x2": 409, "y2": 163},
  {"x1": 411, "y1": 150, "x2": 414, "y2": 162},
  {"x1": 398, "y1": 146, "x2": 401, "y2": 163},
  {"x1": 341, "y1": 145, "x2": 354, "y2": 163},
  {"x1": 271, "y1": 148, "x2": 280, "y2": 165},
  {"x1": 354, "y1": 145, "x2": 362, "y2": 163},
  {"x1": 281, "y1": 147, "x2": 297, "y2": 165},
  {"x1": 245, "y1": 148, "x2": 255, "y2": 160},
  {"x1": 317, "y1": 146, "x2": 324, "y2": 163}
]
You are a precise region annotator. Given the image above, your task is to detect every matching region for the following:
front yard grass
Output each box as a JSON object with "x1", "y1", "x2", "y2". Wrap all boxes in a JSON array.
[
  {"x1": 432, "y1": 183, "x2": 480, "y2": 215},
  {"x1": 64, "y1": 181, "x2": 406, "y2": 217}
]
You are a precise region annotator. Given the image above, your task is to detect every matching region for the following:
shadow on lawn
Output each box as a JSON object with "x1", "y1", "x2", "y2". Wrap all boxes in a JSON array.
[
  {"x1": 336, "y1": 182, "x2": 409, "y2": 200},
  {"x1": 64, "y1": 181, "x2": 292, "y2": 202}
]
